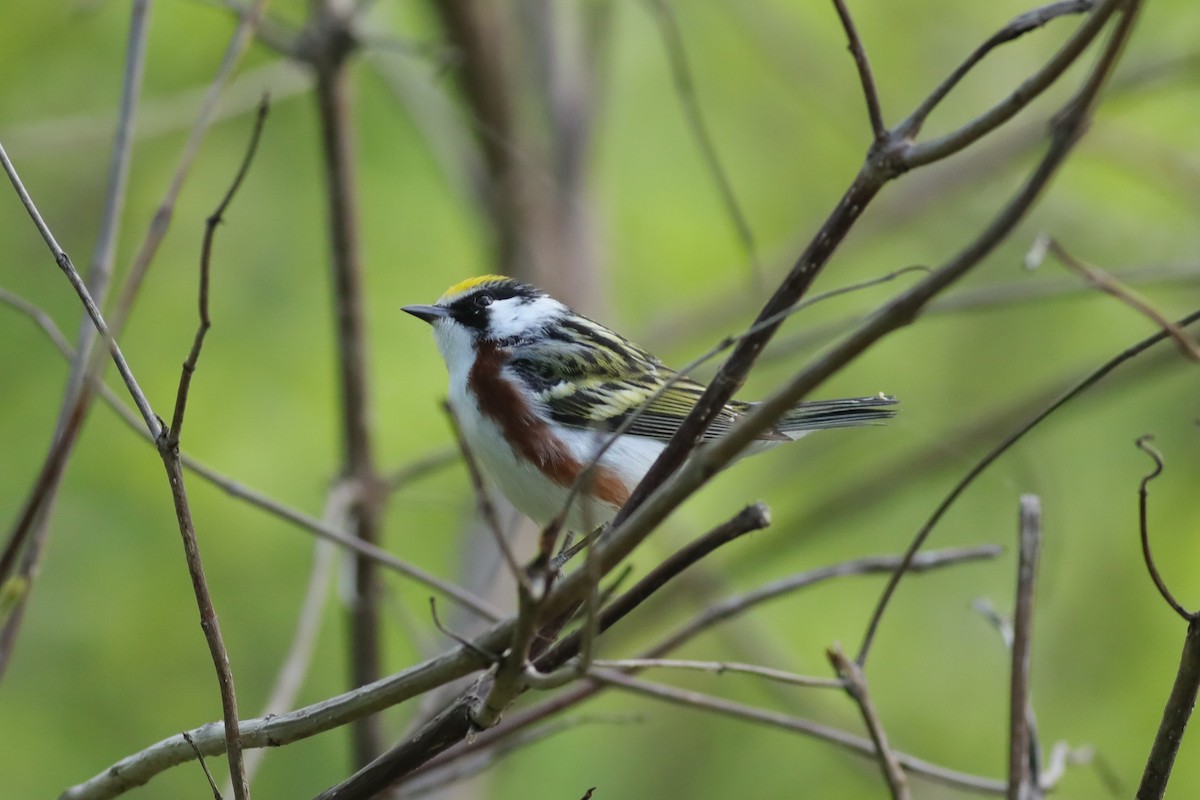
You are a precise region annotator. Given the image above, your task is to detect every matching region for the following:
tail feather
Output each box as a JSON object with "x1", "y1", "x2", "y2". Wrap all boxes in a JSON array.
[{"x1": 774, "y1": 394, "x2": 898, "y2": 435}]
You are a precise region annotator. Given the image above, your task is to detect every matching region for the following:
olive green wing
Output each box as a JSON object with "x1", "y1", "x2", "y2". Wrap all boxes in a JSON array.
[{"x1": 510, "y1": 322, "x2": 768, "y2": 442}]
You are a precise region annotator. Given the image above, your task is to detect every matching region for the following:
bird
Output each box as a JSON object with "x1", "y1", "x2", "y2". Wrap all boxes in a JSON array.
[{"x1": 404, "y1": 275, "x2": 896, "y2": 533}]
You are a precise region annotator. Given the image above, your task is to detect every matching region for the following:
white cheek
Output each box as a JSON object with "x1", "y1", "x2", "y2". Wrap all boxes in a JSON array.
[{"x1": 488, "y1": 296, "x2": 565, "y2": 340}]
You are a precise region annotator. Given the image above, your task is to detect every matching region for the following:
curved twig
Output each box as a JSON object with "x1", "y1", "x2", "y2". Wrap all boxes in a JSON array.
[{"x1": 1135, "y1": 436, "x2": 1195, "y2": 621}]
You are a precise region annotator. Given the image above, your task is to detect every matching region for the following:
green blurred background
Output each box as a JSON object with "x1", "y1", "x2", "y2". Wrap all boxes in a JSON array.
[{"x1": 1, "y1": 1, "x2": 1198, "y2": 797}]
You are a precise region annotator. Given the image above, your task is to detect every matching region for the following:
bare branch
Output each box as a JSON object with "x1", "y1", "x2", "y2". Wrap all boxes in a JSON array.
[
  {"x1": 170, "y1": 96, "x2": 269, "y2": 444},
  {"x1": 0, "y1": 0, "x2": 155, "y2": 683},
  {"x1": 1137, "y1": 620, "x2": 1200, "y2": 800},
  {"x1": 831, "y1": 0, "x2": 885, "y2": 140},
  {"x1": 0, "y1": 0, "x2": 270, "y2": 686},
  {"x1": 60, "y1": 0, "x2": 151, "y2": 415},
  {"x1": 601, "y1": 0, "x2": 1145, "y2": 675},
  {"x1": 902, "y1": 0, "x2": 1109, "y2": 164},
  {"x1": 596, "y1": 670, "x2": 1006, "y2": 795},
  {"x1": 829, "y1": 645, "x2": 911, "y2": 799},
  {"x1": 1009, "y1": 496, "x2": 1043, "y2": 800},
  {"x1": 406, "y1": 546, "x2": 1001, "y2": 788},
  {"x1": 304, "y1": 0, "x2": 384, "y2": 762},
  {"x1": 614, "y1": 0, "x2": 1128, "y2": 537},
  {"x1": 899, "y1": 1, "x2": 1096, "y2": 141},
  {"x1": 154, "y1": 102, "x2": 275, "y2": 800},
  {"x1": 589, "y1": 659, "x2": 843, "y2": 690}
]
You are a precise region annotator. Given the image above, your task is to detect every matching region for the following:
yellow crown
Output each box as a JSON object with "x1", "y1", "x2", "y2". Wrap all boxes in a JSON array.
[{"x1": 440, "y1": 274, "x2": 510, "y2": 301}]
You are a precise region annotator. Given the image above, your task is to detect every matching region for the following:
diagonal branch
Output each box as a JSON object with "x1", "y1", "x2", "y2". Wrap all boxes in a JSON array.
[{"x1": 614, "y1": 0, "x2": 1127, "y2": 532}]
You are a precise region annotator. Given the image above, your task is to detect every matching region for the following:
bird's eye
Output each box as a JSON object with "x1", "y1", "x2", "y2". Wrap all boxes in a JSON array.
[{"x1": 474, "y1": 293, "x2": 494, "y2": 308}]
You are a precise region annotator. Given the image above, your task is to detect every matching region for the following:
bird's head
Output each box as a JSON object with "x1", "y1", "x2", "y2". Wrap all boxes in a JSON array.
[{"x1": 403, "y1": 275, "x2": 566, "y2": 367}]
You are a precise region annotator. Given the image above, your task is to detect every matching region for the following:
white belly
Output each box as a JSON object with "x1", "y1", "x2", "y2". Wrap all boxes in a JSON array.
[{"x1": 447, "y1": 385, "x2": 664, "y2": 532}]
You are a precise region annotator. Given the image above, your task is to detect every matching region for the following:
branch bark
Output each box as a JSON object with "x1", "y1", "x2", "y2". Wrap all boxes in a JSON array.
[{"x1": 304, "y1": 0, "x2": 386, "y2": 765}]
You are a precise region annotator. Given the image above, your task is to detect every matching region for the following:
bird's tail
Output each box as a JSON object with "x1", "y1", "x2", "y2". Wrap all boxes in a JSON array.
[{"x1": 774, "y1": 394, "x2": 898, "y2": 438}]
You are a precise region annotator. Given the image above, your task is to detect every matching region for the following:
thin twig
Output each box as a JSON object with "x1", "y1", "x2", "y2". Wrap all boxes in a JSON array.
[
  {"x1": 407, "y1": 545, "x2": 1001, "y2": 788},
  {"x1": 901, "y1": 0, "x2": 1108, "y2": 163},
  {"x1": 898, "y1": 1, "x2": 1096, "y2": 141},
  {"x1": 1134, "y1": 437, "x2": 1193, "y2": 621},
  {"x1": 59, "y1": 0, "x2": 151, "y2": 421},
  {"x1": 429, "y1": 598, "x2": 499, "y2": 664},
  {"x1": 831, "y1": 0, "x2": 885, "y2": 140},
  {"x1": 182, "y1": 731, "x2": 222, "y2": 800},
  {"x1": 972, "y1": 595, "x2": 1047, "y2": 788},
  {"x1": 829, "y1": 645, "x2": 911, "y2": 800},
  {"x1": 596, "y1": 670, "x2": 1006, "y2": 794},
  {"x1": 156, "y1": 101, "x2": 274, "y2": 800},
  {"x1": 765, "y1": 263, "x2": 1200, "y2": 363},
  {"x1": 1009, "y1": 496, "x2": 1043, "y2": 800},
  {"x1": 169, "y1": 96, "x2": 270, "y2": 443},
  {"x1": 859, "y1": 313, "x2": 1200, "y2": 666},
  {"x1": 589, "y1": 658, "x2": 844, "y2": 690},
  {"x1": 1027, "y1": 235, "x2": 1200, "y2": 361}
]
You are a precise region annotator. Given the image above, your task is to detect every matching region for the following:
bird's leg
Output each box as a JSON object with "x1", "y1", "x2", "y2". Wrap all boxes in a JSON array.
[{"x1": 552, "y1": 524, "x2": 607, "y2": 570}]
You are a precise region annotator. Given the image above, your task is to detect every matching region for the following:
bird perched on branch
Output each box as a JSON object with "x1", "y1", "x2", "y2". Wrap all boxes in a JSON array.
[{"x1": 404, "y1": 275, "x2": 896, "y2": 533}]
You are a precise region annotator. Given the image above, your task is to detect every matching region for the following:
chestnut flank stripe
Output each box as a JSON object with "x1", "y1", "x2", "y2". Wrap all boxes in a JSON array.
[{"x1": 468, "y1": 342, "x2": 630, "y2": 509}]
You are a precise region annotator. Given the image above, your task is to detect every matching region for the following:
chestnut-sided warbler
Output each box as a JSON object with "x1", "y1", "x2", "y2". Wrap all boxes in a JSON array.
[{"x1": 404, "y1": 275, "x2": 896, "y2": 532}]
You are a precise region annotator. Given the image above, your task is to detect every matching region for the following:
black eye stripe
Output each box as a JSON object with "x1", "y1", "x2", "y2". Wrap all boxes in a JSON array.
[{"x1": 444, "y1": 279, "x2": 546, "y2": 333}]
